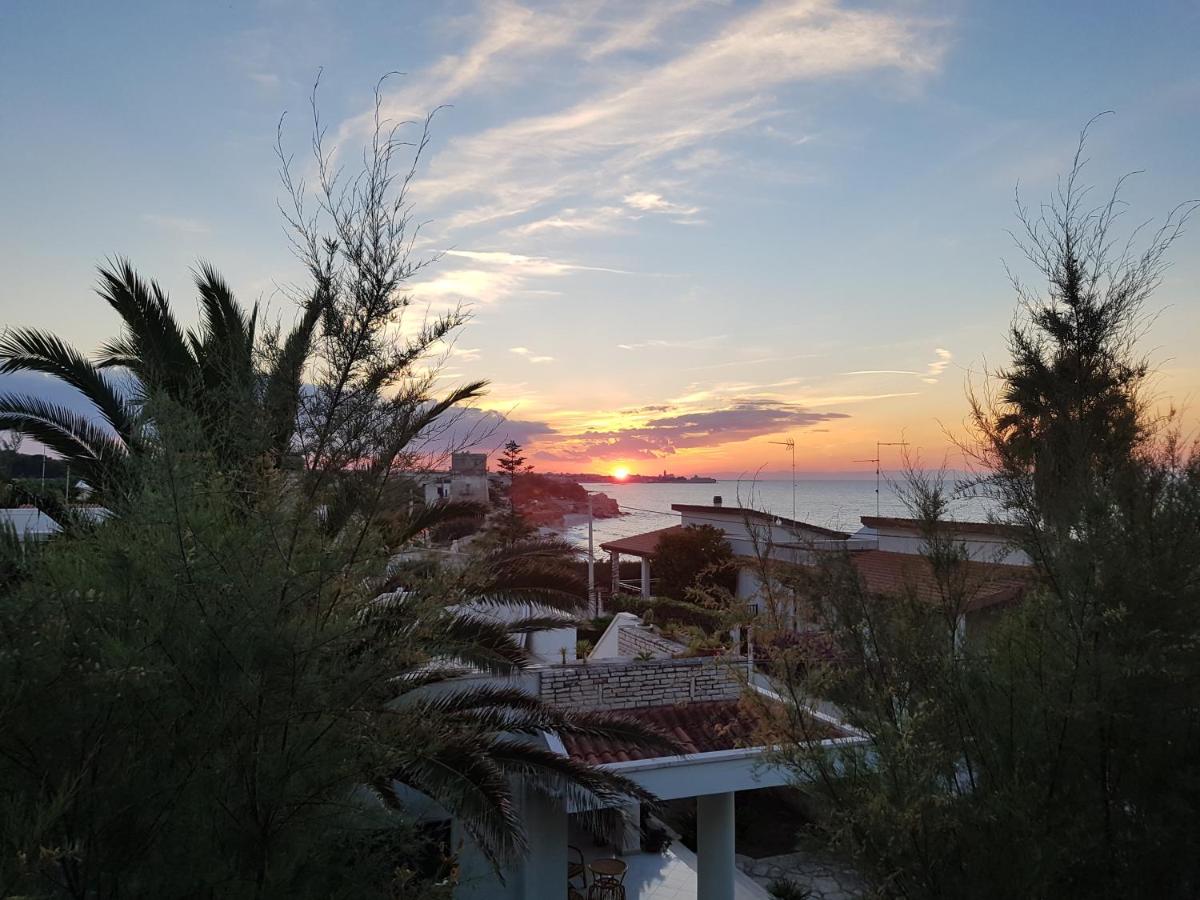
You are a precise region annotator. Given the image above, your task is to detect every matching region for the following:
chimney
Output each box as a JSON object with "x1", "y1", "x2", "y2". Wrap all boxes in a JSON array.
[{"x1": 713, "y1": 495, "x2": 722, "y2": 507}]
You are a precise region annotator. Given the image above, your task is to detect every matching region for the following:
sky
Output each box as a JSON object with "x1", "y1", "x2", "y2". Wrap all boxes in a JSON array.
[{"x1": 2, "y1": 1, "x2": 1198, "y2": 478}]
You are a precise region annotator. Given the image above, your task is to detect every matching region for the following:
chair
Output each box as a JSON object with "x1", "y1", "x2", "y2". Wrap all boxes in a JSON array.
[
  {"x1": 587, "y1": 883, "x2": 625, "y2": 900},
  {"x1": 568, "y1": 844, "x2": 588, "y2": 892}
]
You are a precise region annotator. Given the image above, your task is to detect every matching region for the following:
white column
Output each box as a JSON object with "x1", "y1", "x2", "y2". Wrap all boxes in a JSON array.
[
  {"x1": 640, "y1": 556, "x2": 651, "y2": 598},
  {"x1": 612, "y1": 552, "x2": 621, "y2": 597},
  {"x1": 520, "y1": 789, "x2": 567, "y2": 900},
  {"x1": 453, "y1": 819, "x2": 518, "y2": 900},
  {"x1": 617, "y1": 801, "x2": 641, "y2": 853},
  {"x1": 697, "y1": 791, "x2": 736, "y2": 900}
]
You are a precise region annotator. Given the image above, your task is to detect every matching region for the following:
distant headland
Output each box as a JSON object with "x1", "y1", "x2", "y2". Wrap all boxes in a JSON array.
[{"x1": 550, "y1": 471, "x2": 718, "y2": 484}]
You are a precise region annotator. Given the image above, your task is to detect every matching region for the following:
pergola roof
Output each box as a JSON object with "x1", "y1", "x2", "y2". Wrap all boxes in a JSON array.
[{"x1": 598, "y1": 525, "x2": 685, "y2": 558}]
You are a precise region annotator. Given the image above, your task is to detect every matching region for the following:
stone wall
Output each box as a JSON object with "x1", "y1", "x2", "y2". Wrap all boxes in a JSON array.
[
  {"x1": 616, "y1": 623, "x2": 686, "y2": 659},
  {"x1": 538, "y1": 656, "x2": 743, "y2": 711}
]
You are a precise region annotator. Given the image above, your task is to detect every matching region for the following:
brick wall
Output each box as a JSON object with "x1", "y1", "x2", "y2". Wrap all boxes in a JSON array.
[
  {"x1": 616, "y1": 624, "x2": 686, "y2": 659},
  {"x1": 538, "y1": 656, "x2": 743, "y2": 711}
]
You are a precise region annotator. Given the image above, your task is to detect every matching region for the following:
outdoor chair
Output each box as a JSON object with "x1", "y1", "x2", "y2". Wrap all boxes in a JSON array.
[
  {"x1": 586, "y1": 883, "x2": 626, "y2": 900},
  {"x1": 568, "y1": 844, "x2": 588, "y2": 891}
]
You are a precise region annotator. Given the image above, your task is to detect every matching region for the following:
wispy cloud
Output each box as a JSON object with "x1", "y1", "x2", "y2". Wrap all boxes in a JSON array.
[
  {"x1": 347, "y1": 0, "x2": 946, "y2": 231},
  {"x1": 409, "y1": 248, "x2": 629, "y2": 304},
  {"x1": 142, "y1": 213, "x2": 209, "y2": 235},
  {"x1": 510, "y1": 346, "x2": 555, "y2": 363},
  {"x1": 623, "y1": 191, "x2": 701, "y2": 217},
  {"x1": 537, "y1": 399, "x2": 850, "y2": 461},
  {"x1": 844, "y1": 348, "x2": 953, "y2": 384},
  {"x1": 617, "y1": 335, "x2": 726, "y2": 351}
]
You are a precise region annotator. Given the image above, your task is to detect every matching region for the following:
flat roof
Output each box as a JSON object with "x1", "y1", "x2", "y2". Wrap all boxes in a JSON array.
[
  {"x1": 859, "y1": 515, "x2": 1019, "y2": 538},
  {"x1": 670, "y1": 504, "x2": 850, "y2": 539}
]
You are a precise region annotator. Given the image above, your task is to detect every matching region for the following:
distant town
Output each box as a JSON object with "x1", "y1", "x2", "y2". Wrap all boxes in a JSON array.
[{"x1": 552, "y1": 471, "x2": 718, "y2": 484}]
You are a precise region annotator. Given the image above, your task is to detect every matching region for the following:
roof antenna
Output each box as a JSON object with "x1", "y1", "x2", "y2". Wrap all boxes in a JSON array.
[
  {"x1": 854, "y1": 440, "x2": 908, "y2": 516},
  {"x1": 769, "y1": 438, "x2": 796, "y2": 523}
]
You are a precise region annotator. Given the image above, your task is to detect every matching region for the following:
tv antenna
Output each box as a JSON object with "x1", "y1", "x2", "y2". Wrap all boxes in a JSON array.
[
  {"x1": 769, "y1": 438, "x2": 796, "y2": 522},
  {"x1": 854, "y1": 440, "x2": 908, "y2": 516}
]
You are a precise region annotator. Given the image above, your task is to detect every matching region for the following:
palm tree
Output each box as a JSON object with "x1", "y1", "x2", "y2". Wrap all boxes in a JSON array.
[
  {"x1": 0, "y1": 259, "x2": 320, "y2": 503},
  {"x1": 365, "y1": 533, "x2": 677, "y2": 871}
]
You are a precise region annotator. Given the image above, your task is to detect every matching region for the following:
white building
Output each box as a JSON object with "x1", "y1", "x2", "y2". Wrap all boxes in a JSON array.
[
  {"x1": 0, "y1": 506, "x2": 61, "y2": 541},
  {"x1": 446, "y1": 636, "x2": 859, "y2": 900},
  {"x1": 601, "y1": 498, "x2": 1033, "y2": 641}
]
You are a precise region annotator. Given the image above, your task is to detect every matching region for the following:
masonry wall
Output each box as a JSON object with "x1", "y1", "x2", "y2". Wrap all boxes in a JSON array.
[
  {"x1": 616, "y1": 625, "x2": 686, "y2": 659},
  {"x1": 538, "y1": 656, "x2": 743, "y2": 711}
]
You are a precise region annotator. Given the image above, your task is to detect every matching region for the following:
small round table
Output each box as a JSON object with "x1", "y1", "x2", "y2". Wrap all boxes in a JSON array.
[{"x1": 588, "y1": 857, "x2": 628, "y2": 885}]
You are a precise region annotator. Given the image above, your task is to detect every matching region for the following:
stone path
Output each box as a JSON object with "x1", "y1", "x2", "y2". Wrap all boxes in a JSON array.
[{"x1": 735, "y1": 849, "x2": 867, "y2": 900}]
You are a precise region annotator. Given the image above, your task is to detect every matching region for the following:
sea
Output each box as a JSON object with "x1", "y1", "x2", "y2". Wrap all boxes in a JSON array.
[{"x1": 558, "y1": 477, "x2": 997, "y2": 550}]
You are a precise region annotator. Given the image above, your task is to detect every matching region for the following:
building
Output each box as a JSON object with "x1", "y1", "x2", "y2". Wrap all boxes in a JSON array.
[
  {"x1": 420, "y1": 451, "x2": 491, "y2": 506},
  {"x1": 0, "y1": 506, "x2": 61, "y2": 541},
  {"x1": 601, "y1": 498, "x2": 1034, "y2": 639},
  {"x1": 446, "y1": 630, "x2": 859, "y2": 900}
]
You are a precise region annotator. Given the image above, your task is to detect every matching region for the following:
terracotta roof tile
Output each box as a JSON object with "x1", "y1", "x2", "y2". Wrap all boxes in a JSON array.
[
  {"x1": 599, "y1": 525, "x2": 686, "y2": 558},
  {"x1": 560, "y1": 699, "x2": 842, "y2": 766},
  {"x1": 849, "y1": 549, "x2": 1031, "y2": 612}
]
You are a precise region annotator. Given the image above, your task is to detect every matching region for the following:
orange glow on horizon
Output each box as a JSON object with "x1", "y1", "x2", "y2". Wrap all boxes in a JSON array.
[{"x1": 611, "y1": 466, "x2": 630, "y2": 480}]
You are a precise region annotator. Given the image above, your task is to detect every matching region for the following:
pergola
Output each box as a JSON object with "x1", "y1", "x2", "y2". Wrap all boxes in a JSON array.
[{"x1": 600, "y1": 525, "x2": 685, "y2": 599}]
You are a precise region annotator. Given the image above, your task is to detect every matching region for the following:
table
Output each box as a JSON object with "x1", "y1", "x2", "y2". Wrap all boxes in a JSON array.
[{"x1": 588, "y1": 857, "x2": 628, "y2": 884}]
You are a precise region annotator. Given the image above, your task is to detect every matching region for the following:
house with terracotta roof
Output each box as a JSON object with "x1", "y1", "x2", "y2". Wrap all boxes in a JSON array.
[
  {"x1": 600, "y1": 497, "x2": 859, "y2": 604},
  {"x1": 600, "y1": 499, "x2": 1035, "y2": 641},
  {"x1": 442, "y1": 505, "x2": 1031, "y2": 899},
  {"x1": 450, "y1": 645, "x2": 859, "y2": 900}
]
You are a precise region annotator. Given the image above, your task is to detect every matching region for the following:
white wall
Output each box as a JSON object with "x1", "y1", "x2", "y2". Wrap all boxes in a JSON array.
[
  {"x1": 854, "y1": 524, "x2": 1030, "y2": 566},
  {"x1": 678, "y1": 508, "x2": 835, "y2": 559}
]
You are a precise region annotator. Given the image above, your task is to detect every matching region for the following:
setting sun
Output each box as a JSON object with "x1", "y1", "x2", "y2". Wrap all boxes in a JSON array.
[{"x1": 612, "y1": 466, "x2": 630, "y2": 480}]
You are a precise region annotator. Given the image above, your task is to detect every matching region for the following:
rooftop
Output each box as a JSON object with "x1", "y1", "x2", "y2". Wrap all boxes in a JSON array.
[
  {"x1": 599, "y1": 524, "x2": 686, "y2": 557},
  {"x1": 560, "y1": 698, "x2": 845, "y2": 766},
  {"x1": 859, "y1": 515, "x2": 1019, "y2": 538},
  {"x1": 671, "y1": 504, "x2": 850, "y2": 540},
  {"x1": 849, "y1": 548, "x2": 1031, "y2": 612}
]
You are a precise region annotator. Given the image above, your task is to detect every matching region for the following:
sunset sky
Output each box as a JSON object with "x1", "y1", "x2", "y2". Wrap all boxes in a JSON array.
[{"x1": 3, "y1": 1, "x2": 1198, "y2": 477}]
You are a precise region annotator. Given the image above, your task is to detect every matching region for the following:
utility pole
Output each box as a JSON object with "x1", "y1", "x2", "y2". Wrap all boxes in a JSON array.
[
  {"x1": 769, "y1": 438, "x2": 797, "y2": 522},
  {"x1": 855, "y1": 440, "x2": 909, "y2": 516},
  {"x1": 586, "y1": 492, "x2": 596, "y2": 616}
]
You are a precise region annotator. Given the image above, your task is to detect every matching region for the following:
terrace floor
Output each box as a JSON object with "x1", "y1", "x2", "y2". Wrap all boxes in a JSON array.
[{"x1": 571, "y1": 827, "x2": 769, "y2": 900}]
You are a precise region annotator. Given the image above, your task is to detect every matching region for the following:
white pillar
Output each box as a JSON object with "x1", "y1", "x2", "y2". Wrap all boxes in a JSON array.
[
  {"x1": 697, "y1": 791, "x2": 736, "y2": 900},
  {"x1": 617, "y1": 801, "x2": 641, "y2": 853},
  {"x1": 453, "y1": 819, "x2": 517, "y2": 900},
  {"x1": 520, "y1": 789, "x2": 567, "y2": 900},
  {"x1": 611, "y1": 552, "x2": 621, "y2": 597},
  {"x1": 640, "y1": 556, "x2": 651, "y2": 598}
]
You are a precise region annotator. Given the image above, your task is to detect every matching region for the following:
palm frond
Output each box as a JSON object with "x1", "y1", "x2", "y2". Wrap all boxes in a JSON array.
[
  {"x1": 95, "y1": 258, "x2": 197, "y2": 397},
  {"x1": 432, "y1": 611, "x2": 531, "y2": 675},
  {"x1": 263, "y1": 296, "x2": 323, "y2": 459},
  {"x1": 384, "y1": 743, "x2": 524, "y2": 869},
  {"x1": 0, "y1": 394, "x2": 127, "y2": 491},
  {"x1": 483, "y1": 738, "x2": 658, "y2": 846},
  {"x1": 0, "y1": 328, "x2": 138, "y2": 444}
]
